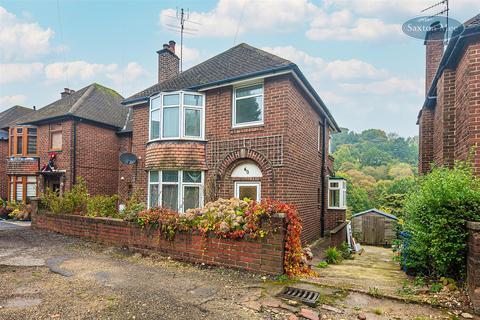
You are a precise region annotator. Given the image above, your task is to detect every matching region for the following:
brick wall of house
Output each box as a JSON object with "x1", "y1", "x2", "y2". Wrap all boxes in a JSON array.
[
  {"x1": 284, "y1": 79, "x2": 325, "y2": 243},
  {"x1": 131, "y1": 104, "x2": 149, "y2": 203},
  {"x1": 0, "y1": 140, "x2": 7, "y2": 199},
  {"x1": 433, "y1": 69, "x2": 456, "y2": 168},
  {"x1": 467, "y1": 221, "x2": 480, "y2": 315},
  {"x1": 466, "y1": 43, "x2": 480, "y2": 174},
  {"x1": 32, "y1": 210, "x2": 286, "y2": 275},
  {"x1": 117, "y1": 133, "x2": 133, "y2": 202},
  {"x1": 37, "y1": 120, "x2": 73, "y2": 190},
  {"x1": 75, "y1": 121, "x2": 121, "y2": 195},
  {"x1": 455, "y1": 43, "x2": 473, "y2": 163},
  {"x1": 130, "y1": 74, "x2": 342, "y2": 244},
  {"x1": 419, "y1": 108, "x2": 435, "y2": 174}
]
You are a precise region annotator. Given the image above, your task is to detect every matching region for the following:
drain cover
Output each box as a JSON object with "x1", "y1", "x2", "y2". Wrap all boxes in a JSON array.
[{"x1": 277, "y1": 287, "x2": 320, "y2": 306}]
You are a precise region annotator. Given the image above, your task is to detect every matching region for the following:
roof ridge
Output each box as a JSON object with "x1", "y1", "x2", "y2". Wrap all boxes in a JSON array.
[{"x1": 68, "y1": 84, "x2": 95, "y2": 115}]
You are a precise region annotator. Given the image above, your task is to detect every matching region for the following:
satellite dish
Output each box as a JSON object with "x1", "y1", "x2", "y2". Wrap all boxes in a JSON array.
[{"x1": 120, "y1": 153, "x2": 137, "y2": 165}]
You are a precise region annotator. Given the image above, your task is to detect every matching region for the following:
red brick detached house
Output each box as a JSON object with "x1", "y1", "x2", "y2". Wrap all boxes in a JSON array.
[
  {"x1": 418, "y1": 15, "x2": 480, "y2": 174},
  {"x1": 121, "y1": 42, "x2": 346, "y2": 243},
  {"x1": 4, "y1": 84, "x2": 129, "y2": 203},
  {"x1": 0, "y1": 106, "x2": 35, "y2": 200}
]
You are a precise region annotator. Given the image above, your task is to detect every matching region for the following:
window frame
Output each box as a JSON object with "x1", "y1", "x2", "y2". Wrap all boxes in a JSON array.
[
  {"x1": 234, "y1": 181, "x2": 261, "y2": 202},
  {"x1": 232, "y1": 82, "x2": 264, "y2": 128},
  {"x1": 8, "y1": 175, "x2": 37, "y2": 203},
  {"x1": 9, "y1": 126, "x2": 38, "y2": 157},
  {"x1": 149, "y1": 91, "x2": 205, "y2": 142},
  {"x1": 49, "y1": 123, "x2": 63, "y2": 151},
  {"x1": 328, "y1": 178, "x2": 347, "y2": 209},
  {"x1": 147, "y1": 170, "x2": 204, "y2": 212}
]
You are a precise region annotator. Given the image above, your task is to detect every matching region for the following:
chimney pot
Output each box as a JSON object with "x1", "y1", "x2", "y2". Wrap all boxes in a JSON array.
[
  {"x1": 163, "y1": 43, "x2": 170, "y2": 50},
  {"x1": 61, "y1": 88, "x2": 74, "y2": 99},
  {"x1": 169, "y1": 40, "x2": 176, "y2": 53}
]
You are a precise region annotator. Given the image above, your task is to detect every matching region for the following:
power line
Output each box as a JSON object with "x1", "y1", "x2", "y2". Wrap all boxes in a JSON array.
[{"x1": 56, "y1": 0, "x2": 70, "y2": 90}]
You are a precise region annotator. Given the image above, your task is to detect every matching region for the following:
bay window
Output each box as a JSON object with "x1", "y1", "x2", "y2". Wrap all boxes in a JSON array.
[
  {"x1": 150, "y1": 91, "x2": 204, "y2": 140},
  {"x1": 9, "y1": 175, "x2": 37, "y2": 203},
  {"x1": 233, "y1": 83, "x2": 264, "y2": 127},
  {"x1": 328, "y1": 178, "x2": 347, "y2": 209},
  {"x1": 9, "y1": 126, "x2": 37, "y2": 157},
  {"x1": 148, "y1": 170, "x2": 204, "y2": 212}
]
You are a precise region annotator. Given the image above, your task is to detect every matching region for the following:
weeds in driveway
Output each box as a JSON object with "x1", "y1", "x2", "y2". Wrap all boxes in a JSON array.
[
  {"x1": 367, "y1": 287, "x2": 381, "y2": 298},
  {"x1": 316, "y1": 261, "x2": 328, "y2": 268},
  {"x1": 372, "y1": 308, "x2": 383, "y2": 315},
  {"x1": 324, "y1": 247, "x2": 342, "y2": 264}
]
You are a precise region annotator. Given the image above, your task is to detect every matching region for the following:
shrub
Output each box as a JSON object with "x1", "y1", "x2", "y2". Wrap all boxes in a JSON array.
[
  {"x1": 41, "y1": 177, "x2": 89, "y2": 215},
  {"x1": 339, "y1": 241, "x2": 352, "y2": 259},
  {"x1": 401, "y1": 162, "x2": 480, "y2": 279},
  {"x1": 324, "y1": 247, "x2": 342, "y2": 264},
  {"x1": 121, "y1": 189, "x2": 145, "y2": 221},
  {"x1": 86, "y1": 195, "x2": 119, "y2": 218}
]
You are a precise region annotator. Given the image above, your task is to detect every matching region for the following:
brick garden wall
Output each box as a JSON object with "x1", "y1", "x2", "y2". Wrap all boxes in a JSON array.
[
  {"x1": 0, "y1": 140, "x2": 7, "y2": 199},
  {"x1": 467, "y1": 221, "x2": 480, "y2": 315},
  {"x1": 31, "y1": 208, "x2": 286, "y2": 275}
]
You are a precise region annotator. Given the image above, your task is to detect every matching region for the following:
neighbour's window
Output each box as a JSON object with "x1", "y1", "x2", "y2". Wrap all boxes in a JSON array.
[
  {"x1": 150, "y1": 91, "x2": 204, "y2": 140},
  {"x1": 9, "y1": 175, "x2": 37, "y2": 203},
  {"x1": 50, "y1": 123, "x2": 62, "y2": 150},
  {"x1": 27, "y1": 128, "x2": 37, "y2": 154},
  {"x1": 328, "y1": 178, "x2": 347, "y2": 209},
  {"x1": 328, "y1": 133, "x2": 333, "y2": 154},
  {"x1": 148, "y1": 170, "x2": 203, "y2": 212},
  {"x1": 9, "y1": 126, "x2": 37, "y2": 157},
  {"x1": 233, "y1": 83, "x2": 264, "y2": 127}
]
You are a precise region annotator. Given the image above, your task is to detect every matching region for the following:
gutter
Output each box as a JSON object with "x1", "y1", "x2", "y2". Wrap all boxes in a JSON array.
[
  {"x1": 422, "y1": 24, "x2": 480, "y2": 109},
  {"x1": 321, "y1": 117, "x2": 327, "y2": 238}
]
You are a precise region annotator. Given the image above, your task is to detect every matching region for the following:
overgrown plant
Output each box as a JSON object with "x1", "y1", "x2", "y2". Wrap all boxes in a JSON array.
[
  {"x1": 324, "y1": 247, "x2": 342, "y2": 264},
  {"x1": 400, "y1": 161, "x2": 480, "y2": 279},
  {"x1": 86, "y1": 195, "x2": 119, "y2": 218}
]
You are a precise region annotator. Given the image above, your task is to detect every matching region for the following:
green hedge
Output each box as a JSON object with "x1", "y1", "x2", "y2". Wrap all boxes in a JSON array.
[{"x1": 401, "y1": 162, "x2": 480, "y2": 279}]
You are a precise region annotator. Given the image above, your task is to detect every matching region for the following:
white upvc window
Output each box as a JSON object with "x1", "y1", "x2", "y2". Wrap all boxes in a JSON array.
[
  {"x1": 232, "y1": 83, "x2": 264, "y2": 128},
  {"x1": 328, "y1": 178, "x2": 347, "y2": 209},
  {"x1": 149, "y1": 91, "x2": 205, "y2": 141},
  {"x1": 148, "y1": 170, "x2": 204, "y2": 212},
  {"x1": 234, "y1": 181, "x2": 261, "y2": 202}
]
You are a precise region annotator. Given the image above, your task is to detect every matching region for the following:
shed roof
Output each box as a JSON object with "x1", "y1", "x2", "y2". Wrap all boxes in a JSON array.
[{"x1": 352, "y1": 208, "x2": 398, "y2": 220}]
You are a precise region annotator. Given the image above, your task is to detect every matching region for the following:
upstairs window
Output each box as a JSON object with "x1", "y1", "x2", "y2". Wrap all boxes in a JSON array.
[
  {"x1": 150, "y1": 91, "x2": 204, "y2": 140},
  {"x1": 233, "y1": 83, "x2": 264, "y2": 128},
  {"x1": 49, "y1": 123, "x2": 62, "y2": 150},
  {"x1": 328, "y1": 178, "x2": 347, "y2": 209},
  {"x1": 9, "y1": 126, "x2": 37, "y2": 157}
]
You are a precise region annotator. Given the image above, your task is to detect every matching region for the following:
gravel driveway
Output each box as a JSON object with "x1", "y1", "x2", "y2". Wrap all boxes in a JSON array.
[
  {"x1": 0, "y1": 220, "x2": 455, "y2": 320},
  {"x1": 0, "y1": 220, "x2": 268, "y2": 320}
]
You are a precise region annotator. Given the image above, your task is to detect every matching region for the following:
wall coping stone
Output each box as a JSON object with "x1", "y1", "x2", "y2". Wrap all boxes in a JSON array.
[{"x1": 467, "y1": 221, "x2": 480, "y2": 231}]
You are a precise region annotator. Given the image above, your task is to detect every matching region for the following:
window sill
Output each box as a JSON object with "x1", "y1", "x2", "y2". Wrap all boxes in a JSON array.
[
  {"x1": 147, "y1": 138, "x2": 207, "y2": 145},
  {"x1": 230, "y1": 124, "x2": 265, "y2": 134},
  {"x1": 328, "y1": 207, "x2": 347, "y2": 210},
  {"x1": 48, "y1": 149, "x2": 63, "y2": 153}
]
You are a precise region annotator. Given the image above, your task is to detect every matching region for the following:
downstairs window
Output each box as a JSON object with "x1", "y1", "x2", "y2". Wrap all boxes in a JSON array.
[
  {"x1": 328, "y1": 178, "x2": 347, "y2": 209},
  {"x1": 148, "y1": 170, "x2": 204, "y2": 212}
]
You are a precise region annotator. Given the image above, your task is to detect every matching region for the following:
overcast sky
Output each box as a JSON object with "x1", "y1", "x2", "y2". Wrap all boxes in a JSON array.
[{"x1": 1, "y1": 0, "x2": 479, "y2": 137}]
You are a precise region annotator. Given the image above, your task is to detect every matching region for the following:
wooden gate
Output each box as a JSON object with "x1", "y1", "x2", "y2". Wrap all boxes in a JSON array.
[{"x1": 362, "y1": 215, "x2": 385, "y2": 245}]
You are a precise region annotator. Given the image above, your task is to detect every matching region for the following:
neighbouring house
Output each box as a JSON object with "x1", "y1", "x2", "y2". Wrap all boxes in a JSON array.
[
  {"x1": 0, "y1": 106, "x2": 35, "y2": 200},
  {"x1": 351, "y1": 208, "x2": 398, "y2": 246},
  {"x1": 3, "y1": 84, "x2": 130, "y2": 203},
  {"x1": 418, "y1": 14, "x2": 480, "y2": 174},
  {"x1": 120, "y1": 41, "x2": 346, "y2": 243}
]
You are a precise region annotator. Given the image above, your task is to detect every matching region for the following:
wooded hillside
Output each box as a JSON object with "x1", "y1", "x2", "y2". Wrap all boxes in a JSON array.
[{"x1": 331, "y1": 128, "x2": 418, "y2": 218}]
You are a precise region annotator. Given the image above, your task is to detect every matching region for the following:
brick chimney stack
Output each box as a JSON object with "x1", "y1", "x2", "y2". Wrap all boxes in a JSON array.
[
  {"x1": 424, "y1": 21, "x2": 446, "y2": 95},
  {"x1": 157, "y1": 40, "x2": 179, "y2": 83},
  {"x1": 61, "y1": 88, "x2": 75, "y2": 99}
]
